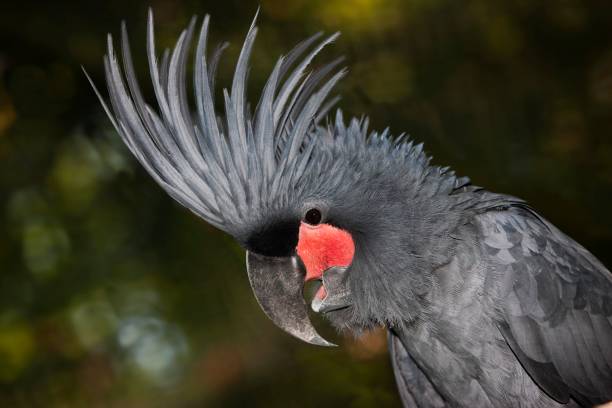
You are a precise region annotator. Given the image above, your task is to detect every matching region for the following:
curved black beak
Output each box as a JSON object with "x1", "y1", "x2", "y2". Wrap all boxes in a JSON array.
[{"x1": 246, "y1": 251, "x2": 336, "y2": 347}]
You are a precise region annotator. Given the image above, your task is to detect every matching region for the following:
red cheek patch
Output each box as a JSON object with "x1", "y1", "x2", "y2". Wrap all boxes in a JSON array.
[{"x1": 296, "y1": 222, "x2": 355, "y2": 284}]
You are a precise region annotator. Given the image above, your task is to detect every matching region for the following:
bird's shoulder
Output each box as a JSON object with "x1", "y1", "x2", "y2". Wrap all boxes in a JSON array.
[{"x1": 471, "y1": 203, "x2": 612, "y2": 406}]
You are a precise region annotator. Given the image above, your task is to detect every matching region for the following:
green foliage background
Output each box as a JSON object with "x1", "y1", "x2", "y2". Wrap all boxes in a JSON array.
[{"x1": 1, "y1": 0, "x2": 611, "y2": 406}]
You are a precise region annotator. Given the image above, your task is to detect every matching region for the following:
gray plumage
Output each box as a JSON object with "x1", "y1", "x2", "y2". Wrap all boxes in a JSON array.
[
  {"x1": 86, "y1": 10, "x2": 344, "y2": 239},
  {"x1": 89, "y1": 11, "x2": 612, "y2": 407},
  {"x1": 389, "y1": 203, "x2": 612, "y2": 406}
]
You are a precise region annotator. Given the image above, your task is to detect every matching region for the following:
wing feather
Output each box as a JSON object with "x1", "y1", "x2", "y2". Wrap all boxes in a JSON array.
[
  {"x1": 480, "y1": 208, "x2": 612, "y2": 405},
  {"x1": 388, "y1": 330, "x2": 447, "y2": 408}
]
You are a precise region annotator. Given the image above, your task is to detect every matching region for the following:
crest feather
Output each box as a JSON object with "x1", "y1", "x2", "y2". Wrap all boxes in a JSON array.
[{"x1": 86, "y1": 10, "x2": 344, "y2": 235}]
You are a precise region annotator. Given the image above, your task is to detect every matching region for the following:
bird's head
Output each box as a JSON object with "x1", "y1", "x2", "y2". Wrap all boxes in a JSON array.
[{"x1": 89, "y1": 10, "x2": 470, "y2": 346}]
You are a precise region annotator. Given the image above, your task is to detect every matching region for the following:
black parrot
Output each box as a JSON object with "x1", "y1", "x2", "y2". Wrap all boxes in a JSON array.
[{"x1": 87, "y1": 11, "x2": 612, "y2": 407}]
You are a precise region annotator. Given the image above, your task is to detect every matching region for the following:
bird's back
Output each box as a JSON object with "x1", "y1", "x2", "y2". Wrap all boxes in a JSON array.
[
  {"x1": 390, "y1": 199, "x2": 612, "y2": 407},
  {"x1": 478, "y1": 206, "x2": 612, "y2": 406}
]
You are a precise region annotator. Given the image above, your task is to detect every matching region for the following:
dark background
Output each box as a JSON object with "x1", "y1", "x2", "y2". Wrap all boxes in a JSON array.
[{"x1": 1, "y1": 0, "x2": 611, "y2": 406}]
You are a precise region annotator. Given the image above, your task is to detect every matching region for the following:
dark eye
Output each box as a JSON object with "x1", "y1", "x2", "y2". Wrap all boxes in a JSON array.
[{"x1": 304, "y1": 208, "x2": 322, "y2": 225}]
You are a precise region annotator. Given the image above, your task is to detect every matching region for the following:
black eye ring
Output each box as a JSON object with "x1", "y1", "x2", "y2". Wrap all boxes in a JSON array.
[{"x1": 304, "y1": 208, "x2": 322, "y2": 225}]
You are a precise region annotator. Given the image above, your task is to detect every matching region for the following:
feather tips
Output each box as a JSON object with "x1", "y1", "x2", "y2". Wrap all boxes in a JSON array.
[
  {"x1": 90, "y1": 10, "x2": 469, "y2": 237},
  {"x1": 90, "y1": 10, "x2": 344, "y2": 235}
]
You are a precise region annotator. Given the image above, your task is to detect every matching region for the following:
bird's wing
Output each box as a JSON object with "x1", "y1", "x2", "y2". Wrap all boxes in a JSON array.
[
  {"x1": 388, "y1": 330, "x2": 447, "y2": 408},
  {"x1": 478, "y1": 207, "x2": 612, "y2": 406}
]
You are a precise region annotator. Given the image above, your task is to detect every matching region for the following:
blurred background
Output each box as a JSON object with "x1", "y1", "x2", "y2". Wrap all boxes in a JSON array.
[{"x1": 1, "y1": 0, "x2": 612, "y2": 406}]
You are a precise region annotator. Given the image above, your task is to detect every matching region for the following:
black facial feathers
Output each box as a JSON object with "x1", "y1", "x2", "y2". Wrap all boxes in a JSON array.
[{"x1": 245, "y1": 220, "x2": 300, "y2": 257}]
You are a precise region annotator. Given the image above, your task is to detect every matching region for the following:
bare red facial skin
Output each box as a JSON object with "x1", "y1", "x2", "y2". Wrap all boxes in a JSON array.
[{"x1": 296, "y1": 222, "x2": 355, "y2": 299}]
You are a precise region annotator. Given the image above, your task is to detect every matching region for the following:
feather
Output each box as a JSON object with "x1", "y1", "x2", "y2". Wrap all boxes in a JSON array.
[
  {"x1": 90, "y1": 11, "x2": 345, "y2": 236},
  {"x1": 90, "y1": 10, "x2": 474, "y2": 243}
]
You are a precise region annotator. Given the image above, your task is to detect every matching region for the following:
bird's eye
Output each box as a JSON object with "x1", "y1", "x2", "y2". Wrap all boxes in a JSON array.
[{"x1": 304, "y1": 208, "x2": 322, "y2": 225}]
